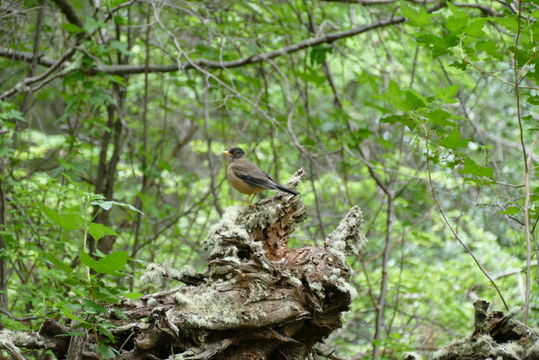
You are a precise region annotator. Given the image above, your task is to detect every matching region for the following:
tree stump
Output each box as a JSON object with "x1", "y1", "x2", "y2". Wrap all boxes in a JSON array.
[
  {"x1": 0, "y1": 169, "x2": 367, "y2": 360},
  {"x1": 432, "y1": 300, "x2": 539, "y2": 360}
]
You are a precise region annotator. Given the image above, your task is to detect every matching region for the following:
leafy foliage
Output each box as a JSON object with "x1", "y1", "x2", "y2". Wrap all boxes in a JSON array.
[{"x1": 0, "y1": 0, "x2": 537, "y2": 358}]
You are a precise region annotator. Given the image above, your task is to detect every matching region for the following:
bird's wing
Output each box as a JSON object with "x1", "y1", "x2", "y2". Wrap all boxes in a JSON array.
[{"x1": 231, "y1": 159, "x2": 276, "y2": 190}]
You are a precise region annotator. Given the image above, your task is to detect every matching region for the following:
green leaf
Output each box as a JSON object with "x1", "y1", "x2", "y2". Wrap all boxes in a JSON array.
[
  {"x1": 377, "y1": 137, "x2": 394, "y2": 150},
  {"x1": 97, "y1": 252, "x2": 129, "y2": 274},
  {"x1": 110, "y1": 41, "x2": 131, "y2": 56},
  {"x1": 0, "y1": 107, "x2": 25, "y2": 122},
  {"x1": 500, "y1": 206, "x2": 520, "y2": 215},
  {"x1": 42, "y1": 252, "x2": 73, "y2": 273},
  {"x1": 493, "y1": 17, "x2": 518, "y2": 32},
  {"x1": 89, "y1": 91, "x2": 113, "y2": 106},
  {"x1": 439, "y1": 129, "x2": 468, "y2": 149},
  {"x1": 60, "y1": 303, "x2": 86, "y2": 323},
  {"x1": 403, "y1": 90, "x2": 427, "y2": 110},
  {"x1": 450, "y1": 61, "x2": 468, "y2": 71},
  {"x1": 84, "y1": 18, "x2": 105, "y2": 33},
  {"x1": 111, "y1": 308, "x2": 129, "y2": 320},
  {"x1": 476, "y1": 40, "x2": 502, "y2": 60},
  {"x1": 113, "y1": 15, "x2": 127, "y2": 25},
  {"x1": 69, "y1": 0, "x2": 84, "y2": 10},
  {"x1": 527, "y1": 96, "x2": 539, "y2": 105},
  {"x1": 296, "y1": 69, "x2": 325, "y2": 85},
  {"x1": 400, "y1": 3, "x2": 430, "y2": 27},
  {"x1": 80, "y1": 251, "x2": 129, "y2": 274},
  {"x1": 320, "y1": 121, "x2": 339, "y2": 132},
  {"x1": 416, "y1": 33, "x2": 457, "y2": 57},
  {"x1": 97, "y1": 345, "x2": 116, "y2": 359},
  {"x1": 97, "y1": 324, "x2": 115, "y2": 342},
  {"x1": 38, "y1": 204, "x2": 85, "y2": 231},
  {"x1": 460, "y1": 157, "x2": 494, "y2": 179},
  {"x1": 82, "y1": 299, "x2": 107, "y2": 315},
  {"x1": 80, "y1": 251, "x2": 98, "y2": 269},
  {"x1": 309, "y1": 45, "x2": 332, "y2": 65},
  {"x1": 464, "y1": 18, "x2": 486, "y2": 37},
  {"x1": 424, "y1": 109, "x2": 456, "y2": 127},
  {"x1": 88, "y1": 223, "x2": 119, "y2": 241},
  {"x1": 364, "y1": 100, "x2": 391, "y2": 114},
  {"x1": 436, "y1": 84, "x2": 460, "y2": 104},
  {"x1": 380, "y1": 115, "x2": 416, "y2": 129},
  {"x1": 103, "y1": 0, "x2": 129, "y2": 6},
  {"x1": 124, "y1": 292, "x2": 143, "y2": 300},
  {"x1": 382, "y1": 81, "x2": 427, "y2": 112},
  {"x1": 445, "y1": 12, "x2": 468, "y2": 34},
  {"x1": 350, "y1": 128, "x2": 372, "y2": 145},
  {"x1": 62, "y1": 23, "x2": 84, "y2": 33}
]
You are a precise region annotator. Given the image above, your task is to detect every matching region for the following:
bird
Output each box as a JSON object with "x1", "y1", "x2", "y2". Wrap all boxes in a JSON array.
[{"x1": 222, "y1": 147, "x2": 299, "y2": 206}]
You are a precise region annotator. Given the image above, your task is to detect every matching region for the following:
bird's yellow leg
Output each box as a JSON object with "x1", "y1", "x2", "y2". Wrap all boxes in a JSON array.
[
  {"x1": 243, "y1": 194, "x2": 253, "y2": 207},
  {"x1": 248, "y1": 193, "x2": 256, "y2": 206}
]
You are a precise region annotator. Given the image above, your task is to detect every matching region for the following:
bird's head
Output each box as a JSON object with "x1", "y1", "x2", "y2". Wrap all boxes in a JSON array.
[{"x1": 222, "y1": 147, "x2": 245, "y2": 160}]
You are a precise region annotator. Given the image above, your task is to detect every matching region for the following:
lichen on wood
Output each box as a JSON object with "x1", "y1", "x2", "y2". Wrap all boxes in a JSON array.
[
  {"x1": 2, "y1": 168, "x2": 367, "y2": 360},
  {"x1": 433, "y1": 300, "x2": 539, "y2": 360}
]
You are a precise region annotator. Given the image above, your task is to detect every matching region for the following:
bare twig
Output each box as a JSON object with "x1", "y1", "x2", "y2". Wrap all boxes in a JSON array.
[
  {"x1": 424, "y1": 137, "x2": 509, "y2": 311},
  {"x1": 0, "y1": 3, "x2": 448, "y2": 76},
  {"x1": 104, "y1": 0, "x2": 139, "y2": 21},
  {"x1": 203, "y1": 75, "x2": 224, "y2": 217},
  {"x1": 372, "y1": 189, "x2": 394, "y2": 360},
  {"x1": 512, "y1": 0, "x2": 533, "y2": 324},
  {"x1": 0, "y1": 339, "x2": 27, "y2": 360},
  {"x1": 0, "y1": 48, "x2": 56, "y2": 67},
  {"x1": 322, "y1": 0, "x2": 502, "y2": 16},
  {"x1": 493, "y1": 263, "x2": 539, "y2": 280},
  {"x1": 0, "y1": 47, "x2": 76, "y2": 100},
  {"x1": 314, "y1": 347, "x2": 344, "y2": 360},
  {"x1": 50, "y1": 0, "x2": 83, "y2": 26},
  {"x1": 0, "y1": 308, "x2": 38, "y2": 321}
]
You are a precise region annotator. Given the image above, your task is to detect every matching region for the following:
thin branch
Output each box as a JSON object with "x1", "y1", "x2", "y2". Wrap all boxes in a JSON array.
[
  {"x1": 49, "y1": 0, "x2": 83, "y2": 27},
  {"x1": 322, "y1": 0, "x2": 404, "y2": 4},
  {"x1": 453, "y1": 2, "x2": 502, "y2": 16},
  {"x1": 203, "y1": 75, "x2": 223, "y2": 217},
  {"x1": 512, "y1": 0, "x2": 532, "y2": 324},
  {"x1": 104, "y1": 0, "x2": 139, "y2": 21},
  {"x1": 0, "y1": 339, "x2": 27, "y2": 360},
  {"x1": 314, "y1": 347, "x2": 344, "y2": 360},
  {"x1": 0, "y1": 3, "x2": 447, "y2": 76},
  {"x1": 0, "y1": 308, "x2": 39, "y2": 322},
  {"x1": 464, "y1": 59, "x2": 539, "y2": 90},
  {"x1": 20, "y1": 0, "x2": 45, "y2": 115},
  {"x1": 493, "y1": 263, "x2": 539, "y2": 280},
  {"x1": 321, "y1": 0, "x2": 502, "y2": 16},
  {"x1": 0, "y1": 47, "x2": 76, "y2": 100},
  {"x1": 0, "y1": 48, "x2": 56, "y2": 68},
  {"x1": 424, "y1": 137, "x2": 509, "y2": 311},
  {"x1": 372, "y1": 190, "x2": 394, "y2": 360}
]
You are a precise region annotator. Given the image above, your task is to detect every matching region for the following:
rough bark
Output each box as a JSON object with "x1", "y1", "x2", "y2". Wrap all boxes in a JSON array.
[
  {"x1": 431, "y1": 300, "x2": 539, "y2": 360},
  {"x1": 0, "y1": 169, "x2": 367, "y2": 359}
]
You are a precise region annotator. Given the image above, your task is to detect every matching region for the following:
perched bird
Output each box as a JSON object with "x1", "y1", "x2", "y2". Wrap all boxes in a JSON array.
[{"x1": 222, "y1": 147, "x2": 299, "y2": 206}]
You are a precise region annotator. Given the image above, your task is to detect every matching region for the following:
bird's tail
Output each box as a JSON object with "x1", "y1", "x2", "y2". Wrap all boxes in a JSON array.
[{"x1": 275, "y1": 184, "x2": 299, "y2": 196}]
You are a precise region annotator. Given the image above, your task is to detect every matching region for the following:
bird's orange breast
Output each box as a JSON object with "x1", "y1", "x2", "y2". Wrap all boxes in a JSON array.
[{"x1": 227, "y1": 166, "x2": 263, "y2": 195}]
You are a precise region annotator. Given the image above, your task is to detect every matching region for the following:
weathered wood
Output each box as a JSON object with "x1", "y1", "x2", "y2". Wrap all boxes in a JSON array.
[
  {"x1": 433, "y1": 300, "x2": 539, "y2": 360},
  {"x1": 0, "y1": 169, "x2": 367, "y2": 360}
]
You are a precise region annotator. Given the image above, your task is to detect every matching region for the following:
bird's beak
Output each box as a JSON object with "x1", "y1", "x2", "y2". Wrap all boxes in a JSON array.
[{"x1": 222, "y1": 151, "x2": 231, "y2": 157}]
